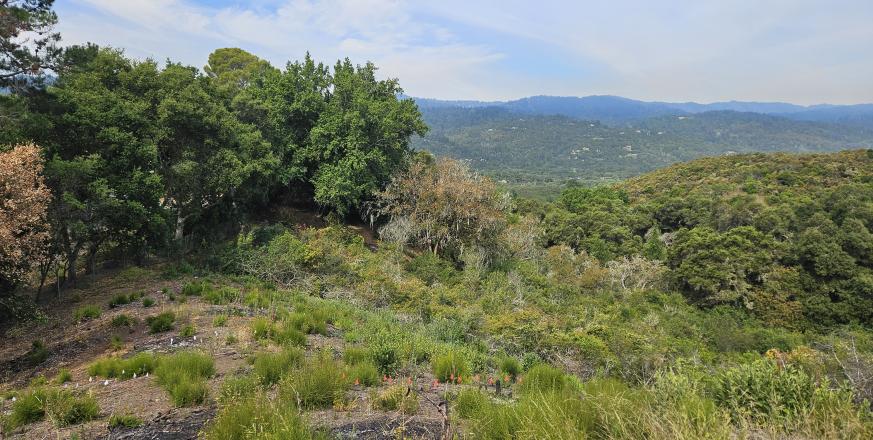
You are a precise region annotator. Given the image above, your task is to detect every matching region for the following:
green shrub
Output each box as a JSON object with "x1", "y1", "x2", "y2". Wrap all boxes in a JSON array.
[
  {"x1": 499, "y1": 356, "x2": 522, "y2": 381},
  {"x1": 454, "y1": 388, "x2": 490, "y2": 419},
  {"x1": 274, "y1": 321, "x2": 308, "y2": 346},
  {"x1": 518, "y1": 364, "x2": 569, "y2": 394},
  {"x1": 213, "y1": 314, "x2": 228, "y2": 327},
  {"x1": 712, "y1": 359, "x2": 815, "y2": 425},
  {"x1": 432, "y1": 350, "x2": 470, "y2": 383},
  {"x1": 370, "y1": 331, "x2": 400, "y2": 374},
  {"x1": 202, "y1": 397, "x2": 328, "y2": 440},
  {"x1": 7, "y1": 388, "x2": 47, "y2": 428},
  {"x1": 154, "y1": 351, "x2": 215, "y2": 407},
  {"x1": 372, "y1": 385, "x2": 419, "y2": 414},
  {"x1": 74, "y1": 305, "x2": 101, "y2": 322},
  {"x1": 180, "y1": 324, "x2": 196, "y2": 338},
  {"x1": 55, "y1": 369, "x2": 72, "y2": 384},
  {"x1": 287, "y1": 311, "x2": 327, "y2": 335},
  {"x1": 88, "y1": 352, "x2": 157, "y2": 379},
  {"x1": 146, "y1": 311, "x2": 175, "y2": 333},
  {"x1": 251, "y1": 317, "x2": 274, "y2": 340},
  {"x1": 142, "y1": 297, "x2": 155, "y2": 307},
  {"x1": 253, "y1": 348, "x2": 304, "y2": 386},
  {"x1": 343, "y1": 346, "x2": 371, "y2": 365},
  {"x1": 182, "y1": 280, "x2": 210, "y2": 296},
  {"x1": 108, "y1": 294, "x2": 131, "y2": 308},
  {"x1": 111, "y1": 314, "x2": 135, "y2": 327},
  {"x1": 204, "y1": 287, "x2": 239, "y2": 305},
  {"x1": 108, "y1": 412, "x2": 143, "y2": 429},
  {"x1": 280, "y1": 356, "x2": 348, "y2": 409},
  {"x1": 347, "y1": 360, "x2": 380, "y2": 387},
  {"x1": 24, "y1": 340, "x2": 49, "y2": 367},
  {"x1": 110, "y1": 335, "x2": 125, "y2": 350},
  {"x1": 219, "y1": 374, "x2": 259, "y2": 404}
]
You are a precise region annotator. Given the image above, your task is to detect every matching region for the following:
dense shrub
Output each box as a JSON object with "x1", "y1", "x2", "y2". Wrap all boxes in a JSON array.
[
  {"x1": 347, "y1": 360, "x2": 380, "y2": 387},
  {"x1": 280, "y1": 356, "x2": 348, "y2": 409},
  {"x1": 108, "y1": 412, "x2": 143, "y2": 429},
  {"x1": 371, "y1": 385, "x2": 419, "y2": 414},
  {"x1": 202, "y1": 397, "x2": 327, "y2": 440},
  {"x1": 142, "y1": 297, "x2": 155, "y2": 307},
  {"x1": 518, "y1": 364, "x2": 568, "y2": 394},
  {"x1": 154, "y1": 351, "x2": 215, "y2": 406},
  {"x1": 108, "y1": 294, "x2": 132, "y2": 308},
  {"x1": 146, "y1": 311, "x2": 175, "y2": 333},
  {"x1": 74, "y1": 305, "x2": 101, "y2": 322},
  {"x1": 499, "y1": 356, "x2": 522, "y2": 381},
  {"x1": 253, "y1": 348, "x2": 304, "y2": 386},
  {"x1": 432, "y1": 350, "x2": 470, "y2": 382},
  {"x1": 712, "y1": 359, "x2": 815, "y2": 425}
]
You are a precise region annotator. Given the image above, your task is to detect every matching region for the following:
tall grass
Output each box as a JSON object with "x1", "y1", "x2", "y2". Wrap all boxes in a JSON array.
[
  {"x1": 202, "y1": 397, "x2": 328, "y2": 440},
  {"x1": 154, "y1": 351, "x2": 215, "y2": 406},
  {"x1": 280, "y1": 355, "x2": 348, "y2": 409}
]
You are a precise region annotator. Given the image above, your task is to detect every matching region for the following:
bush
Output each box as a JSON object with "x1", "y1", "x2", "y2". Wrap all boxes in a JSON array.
[
  {"x1": 108, "y1": 294, "x2": 131, "y2": 308},
  {"x1": 88, "y1": 352, "x2": 158, "y2": 379},
  {"x1": 251, "y1": 317, "x2": 274, "y2": 340},
  {"x1": 287, "y1": 311, "x2": 327, "y2": 335},
  {"x1": 180, "y1": 324, "x2": 196, "y2": 338},
  {"x1": 154, "y1": 351, "x2": 215, "y2": 407},
  {"x1": 142, "y1": 297, "x2": 155, "y2": 307},
  {"x1": 24, "y1": 340, "x2": 49, "y2": 367},
  {"x1": 182, "y1": 280, "x2": 210, "y2": 296},
  {"x1": 108, "y1": 412, "x2": 143, "y2": 429},
  {"x1": 274, "y1": 321, "x2": 308, "y2": 347},
  {"x1": 74, "y1": 305, "x2": 101, "y2": 322},
  {"x1": 55, "y1": 368, "x2": 72, "y2": 384},
  {"x1": 213, "y1": 314, "x2": 228, "y2": 327},
  {"x1": 712, "y1": 359, "x2": 815, "y2": 425},
  {"x1": 219, "y1": 374, "x2": 259, "y2": 404},
  {"x1": 454, "y1": 388, "x2": 490, "y2": 419},
  {"x1": 370, "y1": 331, "x2": 401, "y2": 374},
  {"x1": 343, "y1": 346, "x2": 371, "y2": 365},
  {"x1": 202, "y1": 397, "x2": 327, "y2": 440},
  {"x1": 146, "y1": 311, "x2": 175, "y2": 333},
  {"x1": 280, "y1": 356, "x2": 348, "y2": 409},
  {"x1": 499, "y1": 356, "x2": 522, "y2": 381},
  {"x1": 111, "y1": 314, "x2": 135, "y2": 327},
  {"x1": 518, "y1": 364, "x2": 568, "y2": 394},
  {"x1": 372, "y1": 385, "x2": 419, "y2": 414},
  {"x1": 253, "y1": 348, "x2": 304, "y2": 386},
  {"x1": 347, "y1": 360, "x2": 380, "y2": 387},
  {"x1": 8, "y1": 388, "x2": 100, "y2": 428},
  {"x1": 204, "y1": 287, "x2": 240, "y2": 305},
  {"x1": 432, "y1": 350, "x2": 470, "y2": 383}
]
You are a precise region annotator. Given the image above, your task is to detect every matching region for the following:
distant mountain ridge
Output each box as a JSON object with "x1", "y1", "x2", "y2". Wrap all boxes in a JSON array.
[{"x1": 412, "y1": 95, "x2": 873, "y2": 128}]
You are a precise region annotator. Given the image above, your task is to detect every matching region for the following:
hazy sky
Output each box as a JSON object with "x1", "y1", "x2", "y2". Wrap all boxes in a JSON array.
[{"x1": 55, "y1": 0, "x2": 873, "y2": 104}]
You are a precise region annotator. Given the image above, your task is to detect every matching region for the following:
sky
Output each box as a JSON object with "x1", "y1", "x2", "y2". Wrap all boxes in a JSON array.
[{"x1": 54, "y1": 0, "x2": 873, "y2": 104}]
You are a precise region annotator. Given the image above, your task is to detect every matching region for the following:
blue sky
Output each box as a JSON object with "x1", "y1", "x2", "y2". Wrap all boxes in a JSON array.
[{"x1": 55, "y1": 0, "x2": 873, "y2": 104}]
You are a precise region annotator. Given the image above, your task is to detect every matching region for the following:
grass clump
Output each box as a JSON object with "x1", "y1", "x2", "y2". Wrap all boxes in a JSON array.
[
  {"x1": 432, "y1": 350, "x2": 470, "y2": 383},
  {"x1": 180, "y1": 324, "x2": 196, "y2": 337},
  {"x1": 342, "y1": 346, "x2": 371, "y2": 365},
  {"x1": 111, "y1": 313, "x2": 136, "y2": 327},
  {"x1": 202, "y1": 397, "x2": 327, "y2": 440},
  {"x1": 252, "y1": 348, "x2": 304, "y2": 386},
  {"x1": 287, "y1": 310, "x2": 328, "y2": 335},
  {"x1": 518, "y1": 364, "x2": 569, "y2": 394},
  {"x1": 219, "y1": 374, "x2": 259, "y2": 404},
  {"x1": 88, "y1": 352, "x2": 158, "y2": 379},
  {"x1": 712, "y1": 359, "x2": 815, "y2": 426},
  {"x1": 74, "y1": 305, "x2": 101, "y2": 322},
  {"x1": 204, "y1": 286, "x2": 240, "y2": 305},
  {"x1": 24, "y1": 340, "x2": 49, "y2": 367},
  {"x1": 280, "y1": 355, "x2": 348, "y2": 409},
  {"x1": 347, "y1": 360, "x2": 380, "y2": 387},
  {"x1": 7, "y1": 388, "x2": 99, "y2": 429},
  {"x1": 213, "y1": 314, "x2": 228, "y2": 327},
  {"x1": 55, "y1": 368, "x2": 72, "y2": 384},
  {"x1": 181, "y1": 280, "x2": 209, "y2": 296},
  {"x1": 142, "y1": 297, "x2": 155, "y2": 307},
  {"x1": 371, "y1": 385, "x2": 419, "y2": 414},
  {"x1": 108, "y1": 294, "x2": 132, "y2": 308},
  {"x1": 108, "y1": 412, "x2": 143, "y2": 429},
  {"x1": 154, "y1": 351, "x2": 215, "y2": 406},
  {"x1": 146, "y1": 311, "x2": 175, "y2": 333},
  {"x1": 499, "y1": 356, "x2": 522, "y2": 381},
  {"x1": 251, "y1": 317, "x2": 306, "y2": 347}
]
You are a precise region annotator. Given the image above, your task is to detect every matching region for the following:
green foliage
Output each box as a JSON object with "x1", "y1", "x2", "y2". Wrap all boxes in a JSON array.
[
  {"x1": 499, "y1": 356, "x2": 522, "y2": 380},
  {"x1": 342, "y1": 346, "x2": 371, "y2": 365},
  {"x1": 712, "y1": 359, "x2": 815, "y2": 425},
  {"x1": 346, "y1": 360, "x2": 380, "y2": 387},
  {"x1": 405, "y1": 253, "x2": 461, "y2": 286},
  {"x1": 518, "y1": 364, "x2": 569, "y2": 394},
  {"x1": 111, "y1": 313, "x2": 135, "y2": 327},
  {"x1": 154, "y1": 351, "x2": 215, "y2": 407},
  {"x1": 432, "y1": 350, "x2": 470, "y2": 382},
  {"x1": 142, "y1": 297, "x2": 155, "y2": 307},
  {"x1": 24, "y1": 340, "x2": 49, "y2": 367},
  {"x1": 7, "y1": 388, "x2": 99, "y2": 429},
  {"x1": 146, "y1": 311, "x2": 175, "y2": 333},
  {"x1": 369, "y1": 331, "x2": 401, "y2": 374},
  {"x1": 180, "y1": 324, "x2": 196, "y2": 337},
  {"x1": 252, "y1": 348, "x2": 304, "y2": 386},
  {"x1": 213, "y1": 314, "x2": 228, "y2": 327},
  {"x1": 87, "y1": 352, "x2": 157, "y2": 379},
  {"x1": 202, "y1": 396, "x2": 327, "y2": 440},
  {"x1": 108, "y1": 413, "x2": 143, "y2": 429},
  {"x1": 279, "y1": 355, "x2": 348, "y2": 409},
  {"x1": 371, "y1": 385, "x2": 419, "y2": 414},
  {"x1": 73, "y1": 305, "x2": 101, "y2": 322},
  {"x1": 218, "y1": 374, "x2": 259, "y2": 404},
  {"x1": 55, "y1": 369, "x2": 72, "y2": 384},
  {"x1": 108, "y1": 294, "x2": 132, "y2": 308}
]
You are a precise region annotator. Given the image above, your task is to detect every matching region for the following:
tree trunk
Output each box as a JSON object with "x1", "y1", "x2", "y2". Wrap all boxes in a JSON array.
[
  {"x1": 66, "y1": 250, "x2": 78, "y2": 287},
  {"x1": 85, "y1": 244, "x2": 99, "y2": 275},
  {"x1": 174, "y1": 214, "x2": 186, "y2": 241}
]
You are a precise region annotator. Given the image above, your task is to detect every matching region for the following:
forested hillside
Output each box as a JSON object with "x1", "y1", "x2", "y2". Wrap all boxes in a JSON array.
[
  {"x1": 1, "y1": 2, "x2": 872, "y2": 439},
  {"x1": 414, "y1": 106, "x2": 873, "y2": 183}
]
